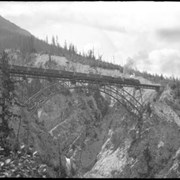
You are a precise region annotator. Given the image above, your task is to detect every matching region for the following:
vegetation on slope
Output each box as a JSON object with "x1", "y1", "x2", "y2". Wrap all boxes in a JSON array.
[
  {"x1": 0, "y1": 52, "x2": 68, "y2": 178},
  {"x1": 0, "y1": 144, "x2": 47, "y2": 178}
]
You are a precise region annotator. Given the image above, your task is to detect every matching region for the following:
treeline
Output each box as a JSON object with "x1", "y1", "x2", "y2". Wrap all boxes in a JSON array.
[
  {"x1": 130, "y1": 68, "x2": 180, "y2": 87},
  {"x1": 44, "y1": 35, "x2": 123, "y2": 72},
  {"x1": 1, "y1": 31, "x2": 180, "y2": 86},
  {"x1": 0, "y1": 32, "x2": 123, "y2": 72}
]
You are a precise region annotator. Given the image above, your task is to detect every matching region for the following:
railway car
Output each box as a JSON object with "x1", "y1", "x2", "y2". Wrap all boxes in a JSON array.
[
  {"x1": 88, "y1": 73, "x2": 100, "y2": 79},
  {"x1": 125, "y1": 78, "x2": 140, "y2": 85},
  {"x1": 10, "y1": 64, "x2": 24, "y2": 73},
  {"x1": 64, "y1": 70, "x2": 74, "y2": 77},
  {"x1": 102, "y1": 74, "x2": 115, "y2": 81},
  {"x1": 75, "y1": 71, "x2": 87, "y2": 79},
  {"x1": 9, "y1": 64, "x2": 14, "y2": 70}
]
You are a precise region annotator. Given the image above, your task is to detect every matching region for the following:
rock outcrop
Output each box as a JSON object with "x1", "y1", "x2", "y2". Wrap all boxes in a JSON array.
[{"x1": 85, "y1": 86, "x2": 180, "y2": 178}]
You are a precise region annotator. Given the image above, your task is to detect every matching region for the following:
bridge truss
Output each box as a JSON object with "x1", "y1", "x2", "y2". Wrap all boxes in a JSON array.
[
  {"x1": 0, "y1": 59, "x2": 160, "y2": 118},
  {"x1": 23, "y1": 79, "x2": 147, "y2": 119}
]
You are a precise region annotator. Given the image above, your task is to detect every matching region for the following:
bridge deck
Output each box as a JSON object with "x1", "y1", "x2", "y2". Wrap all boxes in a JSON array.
[{"x1": 0, "y1": 64, "x2": 161, "y2": 90}]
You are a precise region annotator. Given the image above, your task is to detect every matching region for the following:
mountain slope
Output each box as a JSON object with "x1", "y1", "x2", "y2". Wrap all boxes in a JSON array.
[
  {"x1": 0, "y1": 15, "x2": 31, "y2": 39},
  {"x1": 0, "y1": 15, "x2": 53, "y2": 54},
  {"x1": 0, "y1": 15, "x2": 124, "y2": 72}
]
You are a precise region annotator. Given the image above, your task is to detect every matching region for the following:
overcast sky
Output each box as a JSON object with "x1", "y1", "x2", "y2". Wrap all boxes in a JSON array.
[{"x1": 1, "y1": 1, "x2": 180, "y2": 77}]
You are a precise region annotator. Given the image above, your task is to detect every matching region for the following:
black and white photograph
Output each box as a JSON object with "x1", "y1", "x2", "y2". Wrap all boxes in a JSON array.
[{"x1": 0, "y1": 1, "x2": 180, "y2": 178}]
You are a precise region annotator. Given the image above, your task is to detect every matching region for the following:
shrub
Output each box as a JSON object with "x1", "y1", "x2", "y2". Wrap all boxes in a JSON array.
[{"x1": 0, "y1": 144, "x2": 48, "y2": 178}]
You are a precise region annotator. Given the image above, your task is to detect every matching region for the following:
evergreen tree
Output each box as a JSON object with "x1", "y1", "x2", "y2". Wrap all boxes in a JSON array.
[
  {"x1": 64, "y1": 41, "x2": 67, "y2": 50},
  {"x1": 0, "y1": 51, "x2": 20, "y2": 156},
  {"x1": 52, "y1": 36, "x2": 56, "y2": 46},
  {"x1": 87, "y1": 49, "x2": 95, "y2": 59},
  {"x1": 56, "y1": 35, "x2": 60, "y2": 47},
  {"x1": 46, "y1": 35, "x2": 49, "y2": 44},
  {"x1": 29, "y1": 35, "x2": 36, "y2": 53}
]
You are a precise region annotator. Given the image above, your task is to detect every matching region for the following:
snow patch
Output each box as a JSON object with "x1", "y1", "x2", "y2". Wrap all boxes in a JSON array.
[
  {"x1": 37, "y1": 109, "x2": 42, "y2": 118},
  {"x1": 158, "y1": 141, "x2": 164, "y2": 148}
]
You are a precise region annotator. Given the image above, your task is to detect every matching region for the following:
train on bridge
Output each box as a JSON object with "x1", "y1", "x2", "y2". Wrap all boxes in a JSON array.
[
  {"x1": 5, "y1": 64, "x2": 141, "y2": 86},
  {"x1": 0, "y1": 62, "x2": 161, "y2": 90}
]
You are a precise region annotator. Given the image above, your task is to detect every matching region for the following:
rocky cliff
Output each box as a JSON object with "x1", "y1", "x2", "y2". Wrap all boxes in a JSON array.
[
  {"x1": 84, "y1": 85, "x2": 180, "y2": 178},
  {"x1": 6, "y1": 51, "x2": 180, "y2": 178},
  {"x1": 12, "y1": 80, "x2": 110, "y2": 177}
]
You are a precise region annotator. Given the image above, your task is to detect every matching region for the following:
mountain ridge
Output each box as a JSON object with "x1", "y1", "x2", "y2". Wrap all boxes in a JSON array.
[{"x1": 0, "y1": 15, "x2": 31, "y2": 37}]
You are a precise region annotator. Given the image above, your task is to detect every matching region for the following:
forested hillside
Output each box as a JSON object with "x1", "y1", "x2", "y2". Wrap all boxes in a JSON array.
[{"x1": 0, "y1": 15, "x2": 122, "y2": 71}]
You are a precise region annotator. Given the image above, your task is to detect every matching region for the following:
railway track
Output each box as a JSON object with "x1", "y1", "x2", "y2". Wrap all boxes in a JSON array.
[{"x1": 0, "y1": 63, "x2": 161, "y2": 91}]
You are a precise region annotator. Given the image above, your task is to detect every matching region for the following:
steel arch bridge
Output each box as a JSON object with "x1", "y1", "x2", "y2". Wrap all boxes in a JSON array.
[
  {"x1": 0, "y1": 59, "x2": 161, "y2": 118},
  {"x1": 24, "y1": 80, "x2": 148, "y2": 118}
]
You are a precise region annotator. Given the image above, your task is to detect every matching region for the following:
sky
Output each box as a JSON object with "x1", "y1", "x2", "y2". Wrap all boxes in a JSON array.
[{"x1": 1, "y1": 1, "x2": 180, "y2": 78}]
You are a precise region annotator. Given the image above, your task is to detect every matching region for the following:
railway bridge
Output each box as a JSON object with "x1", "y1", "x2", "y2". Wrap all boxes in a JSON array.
[{"x1": 0, "y1": 56, "x2": 161, "y2": 118}]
